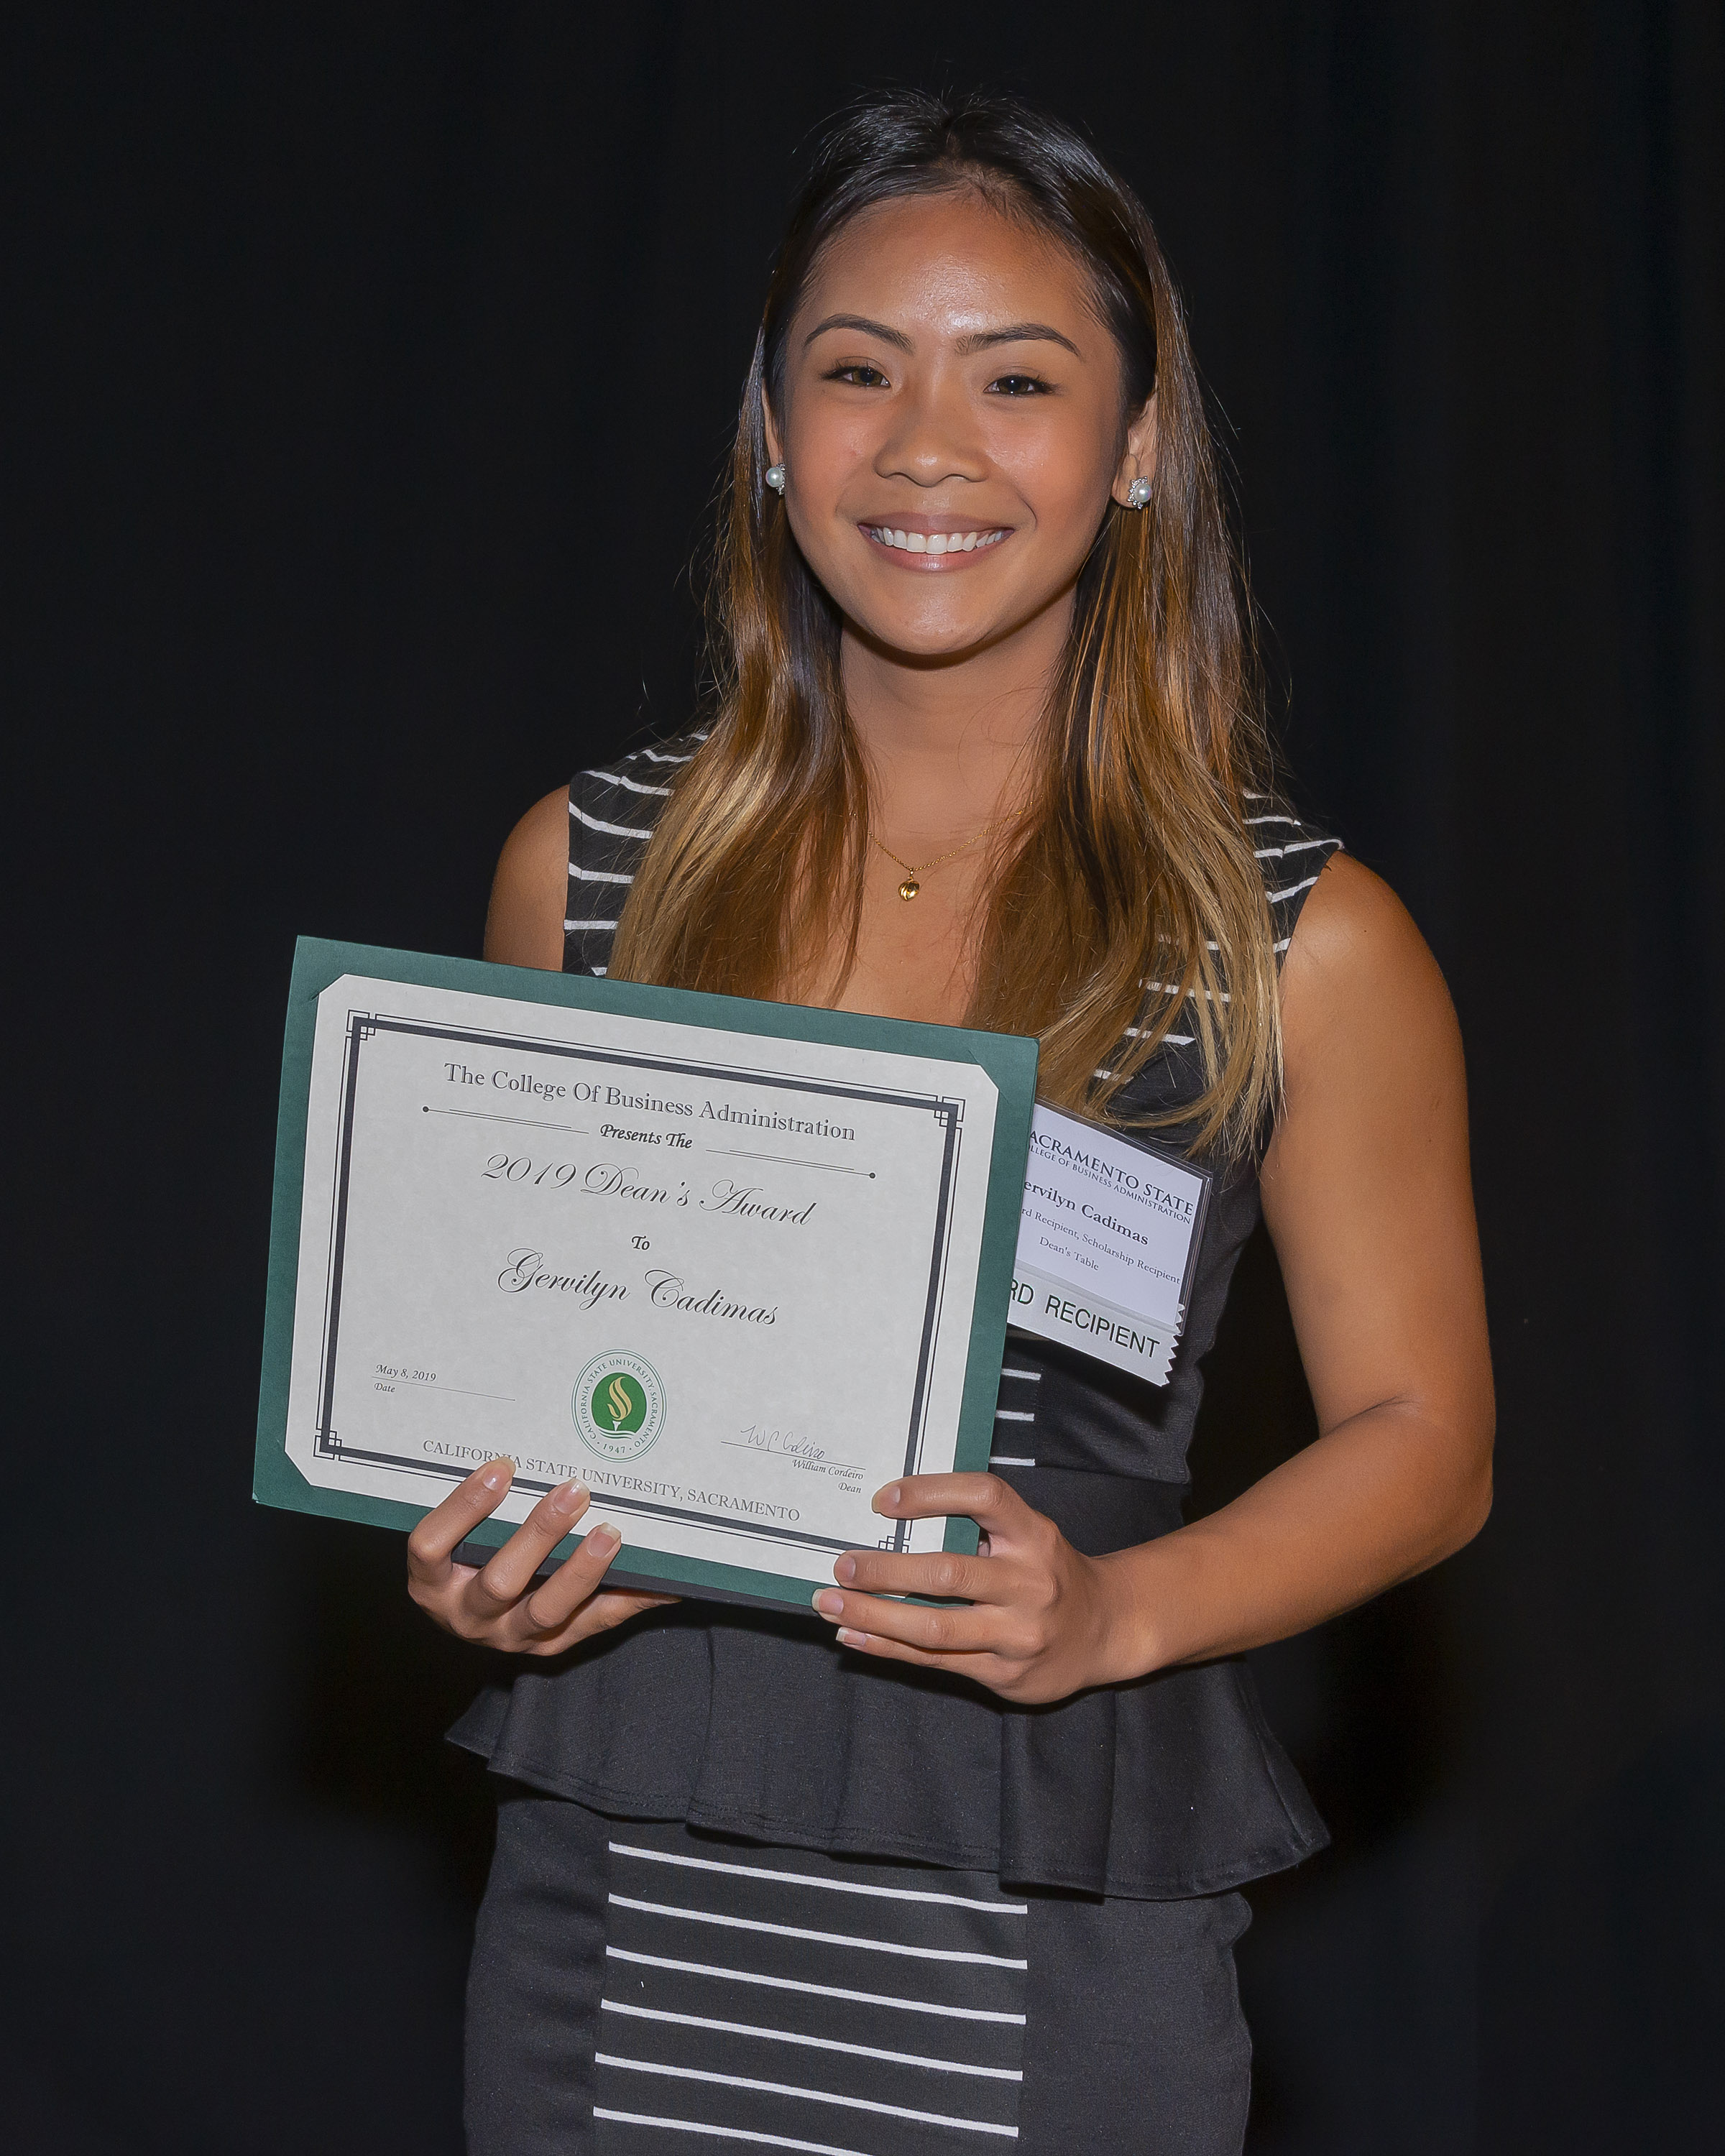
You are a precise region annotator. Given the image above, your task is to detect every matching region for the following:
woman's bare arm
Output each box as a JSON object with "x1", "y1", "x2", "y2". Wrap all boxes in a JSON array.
[
  {"x1": 811, "y1": 852, "x2": 1494, "y2": 1699},
  {"x1": 1112, "y1": 850, "x2": 1494, "y2": 1665}
]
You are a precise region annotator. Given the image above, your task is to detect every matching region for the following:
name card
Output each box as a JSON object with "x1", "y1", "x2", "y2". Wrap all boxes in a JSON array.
[{"x1": 1010, "y1": 1103, "x2": 1212, "y2": 1386}]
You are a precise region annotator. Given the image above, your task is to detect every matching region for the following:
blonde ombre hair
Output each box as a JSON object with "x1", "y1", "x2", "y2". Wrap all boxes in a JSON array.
[{"x1": 611, "y1": 91, "x2": 1282, "y2": 1156}]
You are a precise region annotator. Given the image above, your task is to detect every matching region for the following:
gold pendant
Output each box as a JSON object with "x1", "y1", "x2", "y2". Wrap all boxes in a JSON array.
[{"x1": 898, "y1": 877, "x2": 920, "y2": 901}]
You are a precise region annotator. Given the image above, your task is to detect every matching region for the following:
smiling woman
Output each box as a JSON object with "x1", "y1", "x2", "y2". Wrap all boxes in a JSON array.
[
  {"x1": 415, "y1": 88, "x2": 1494, "y2": 2156},
  {"x1": 610, "y1": 126, "x2": 1277, "y2": 1149}
]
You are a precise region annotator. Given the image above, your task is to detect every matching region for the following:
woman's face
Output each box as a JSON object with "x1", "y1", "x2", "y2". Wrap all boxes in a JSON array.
[{"x1": 768, "y1": 190, "x2": 1154, "y2": 665}]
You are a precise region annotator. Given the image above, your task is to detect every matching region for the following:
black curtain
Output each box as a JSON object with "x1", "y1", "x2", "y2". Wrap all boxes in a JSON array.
[{"x1": 7, "y1": 6, "x2": 1721, "y2": 2151}]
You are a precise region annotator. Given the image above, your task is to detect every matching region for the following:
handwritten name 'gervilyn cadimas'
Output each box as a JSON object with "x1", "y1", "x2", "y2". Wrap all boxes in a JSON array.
[{"x1": 493, "y1": 1172, "x2": 817, "y2": 1327}]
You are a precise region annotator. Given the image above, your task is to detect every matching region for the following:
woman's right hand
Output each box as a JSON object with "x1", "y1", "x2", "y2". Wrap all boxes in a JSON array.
[{"x1": 407, "y1": 1458, "x2": 677, "y2": 1654}]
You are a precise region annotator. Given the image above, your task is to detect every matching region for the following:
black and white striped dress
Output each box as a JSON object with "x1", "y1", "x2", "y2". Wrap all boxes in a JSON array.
[
  {"x1": 458, "y1": 736, "x2": 1338, "y2": 2156},
  {"x1": 560, "y1": 739, "x2": 696, "y2": 975},
  {"x1": 467, "y1": 1786, "x2": 1254, "y2": 2155},
  {"x1": 594, "y1": 1824, "x2": 1026, "y2": 2152}
]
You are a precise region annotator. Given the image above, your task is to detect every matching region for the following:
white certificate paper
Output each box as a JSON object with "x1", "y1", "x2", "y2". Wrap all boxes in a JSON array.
[
  {"x1": 1008, "y1": 1104, "x2": 1212, "y2": 1384},
  {"x1": 257, "y1": 941, "x2": 1036, "y2": 1609}
]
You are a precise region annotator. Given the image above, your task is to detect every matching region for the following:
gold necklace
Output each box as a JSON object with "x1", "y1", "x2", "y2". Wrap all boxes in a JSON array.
[{"x1": 871, "y1": 824, "x2": 993, "y2": 901}]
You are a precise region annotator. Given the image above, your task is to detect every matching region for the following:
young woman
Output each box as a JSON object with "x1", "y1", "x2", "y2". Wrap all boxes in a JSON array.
[{"x1": 407, "y1": 91, "x2": 1493, "y2": 2156}]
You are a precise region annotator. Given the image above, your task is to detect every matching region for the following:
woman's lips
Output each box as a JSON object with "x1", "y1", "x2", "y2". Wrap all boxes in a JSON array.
[{"x1": 860, "y1": 522, "x2": 1011, "y2": 566}]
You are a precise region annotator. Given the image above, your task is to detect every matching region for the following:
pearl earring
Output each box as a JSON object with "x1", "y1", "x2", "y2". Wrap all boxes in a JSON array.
[
  {"x1": 765, "y1": 464, "x2": 787, "y2": 495},
  {"x1": 1126, "y1": 476, "x2": 1152, "y2": 510}
]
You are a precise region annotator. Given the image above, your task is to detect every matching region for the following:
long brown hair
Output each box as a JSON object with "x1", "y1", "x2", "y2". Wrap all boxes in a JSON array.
[{"x1": 610, "y1": 90, "x2": 1281, "y2": 1156}]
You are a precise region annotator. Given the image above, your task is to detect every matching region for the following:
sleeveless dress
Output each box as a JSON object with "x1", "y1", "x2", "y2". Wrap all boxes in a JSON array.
[{"x1": 454, "y1": 740, "x2": 1342, "y2": 2156}]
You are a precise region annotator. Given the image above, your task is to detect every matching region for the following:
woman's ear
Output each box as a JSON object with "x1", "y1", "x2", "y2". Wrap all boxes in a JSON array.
[
  {"x1": 1110, "y1": 394, "x2": 1159, "y2": 507},
  {"x1": 762, "y1": 393, "x2": 784, "y2": 471}
]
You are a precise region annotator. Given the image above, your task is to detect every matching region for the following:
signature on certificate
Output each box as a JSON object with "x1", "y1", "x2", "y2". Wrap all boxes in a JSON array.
[{"x1": 724, "y1": 1422, "x2": 863, "y2": 1477}]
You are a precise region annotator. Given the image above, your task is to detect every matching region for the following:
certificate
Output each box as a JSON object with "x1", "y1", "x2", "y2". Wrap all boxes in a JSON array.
[
  {"x1": 1008, "y1": 1103, "x2": 1213, "y2": 1385},
  {"x1": 255, "y1": 939, "x2": 1037, "y2": 1611}
]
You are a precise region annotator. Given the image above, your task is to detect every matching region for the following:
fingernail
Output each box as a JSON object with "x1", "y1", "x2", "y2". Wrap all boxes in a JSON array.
[
  {"x1": 835, "y1": 1628, "x2": 868, "y2": 1648},
  {"x1": 480, "y1": 1467, "x2": 507, "y2": 1491},
  {"x1": 834, "y1": 1556, "x2": 857, "y2": 1585},
  {"x1": 811, "y1": 1590, "x2": 843, "y2": 1618},
  {"x1": 551, "y1": 1479, "x2": 588, "y2": 1516},
  {"x1": 588, "y1": 1522, "x2": 620, "y2": 1549},
  {"x1": 872, "y1": 1484, "x2": 901, "y2": 1514}
]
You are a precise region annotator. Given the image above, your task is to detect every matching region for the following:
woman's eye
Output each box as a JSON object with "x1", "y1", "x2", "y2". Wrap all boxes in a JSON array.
[
  {"x1": 825, "y1": 362, "x2": 891, "y2": 388},
  {"x1": 988, "y1": 372, "x2": 1053, "y2": 397}
]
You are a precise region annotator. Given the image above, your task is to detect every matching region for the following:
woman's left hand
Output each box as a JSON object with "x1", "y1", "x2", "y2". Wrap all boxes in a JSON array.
[{"x1": 812, "y1": 1473, "x2": 1144, "y2": 1705}]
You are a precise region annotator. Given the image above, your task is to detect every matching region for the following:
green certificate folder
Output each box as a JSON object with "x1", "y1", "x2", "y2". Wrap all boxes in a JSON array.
[{"x1": 255, "y1": 938, "x2": 1038, "y2": 1613}]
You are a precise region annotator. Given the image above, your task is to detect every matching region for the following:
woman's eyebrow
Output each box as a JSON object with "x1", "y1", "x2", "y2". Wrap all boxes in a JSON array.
[
  {"x1": 804, "y1": 312, "x2": 914, "y2": 351},
  {"x1": 801, "y1": 313, "x2": 1084, "y2": 359},
  {"x1": 955, "y1": 321, "x2": 1083, "y2": 357}
]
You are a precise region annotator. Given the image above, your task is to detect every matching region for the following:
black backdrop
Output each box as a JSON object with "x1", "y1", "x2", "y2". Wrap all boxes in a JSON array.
[{"x1": 6, "y1": 6, "x2": 1722, "y2": 2152}]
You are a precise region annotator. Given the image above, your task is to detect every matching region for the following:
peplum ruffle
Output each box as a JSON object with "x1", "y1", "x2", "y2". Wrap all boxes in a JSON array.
[{"x1": 448, "y1": 1465, "x2": 1326, "y2": 1898}]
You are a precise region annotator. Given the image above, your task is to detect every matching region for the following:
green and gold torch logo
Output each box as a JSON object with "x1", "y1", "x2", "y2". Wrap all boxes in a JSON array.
[
  {"x1": 572, "y1": 1352, "x2": 665, "y2": 1460},
  {"x1": 599, "y1": 1373, "x2": 645, "y2": 1432}
]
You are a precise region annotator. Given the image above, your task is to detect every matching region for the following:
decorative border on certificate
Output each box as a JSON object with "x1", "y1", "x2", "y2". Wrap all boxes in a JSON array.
[{"x1": 310, "y1": 1007, "x2": 967, "y2": 1559}]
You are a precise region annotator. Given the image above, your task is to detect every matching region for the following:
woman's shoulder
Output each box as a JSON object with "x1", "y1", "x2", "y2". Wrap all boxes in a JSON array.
[
  {"x1": 1276, "y1": 848, "x2": 1460, "y2": 1105},
  {"x1": 484, "y1": 733, "x2": 702, "y2": 975},
  {"x1": 483, "y1": 783, "x2": 570, "y2": 970}
]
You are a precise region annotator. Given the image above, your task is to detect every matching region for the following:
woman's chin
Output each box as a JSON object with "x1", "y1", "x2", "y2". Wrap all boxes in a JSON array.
[{"x1": 842, "y1": 599, "x2": 1036, "y2": 668}]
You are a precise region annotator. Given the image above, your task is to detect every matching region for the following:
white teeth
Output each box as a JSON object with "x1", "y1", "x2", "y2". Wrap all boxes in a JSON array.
[{"x1": 867, "y1": 525, "x2": 1006, "y2": 554}]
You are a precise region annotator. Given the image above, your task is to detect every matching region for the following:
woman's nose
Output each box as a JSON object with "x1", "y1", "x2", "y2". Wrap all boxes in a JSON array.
[{"x1": 873, "y1": 378, "x2": 989, "y2": 488}]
